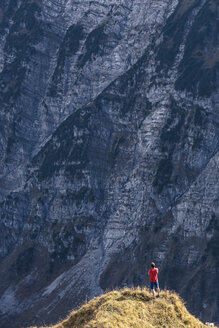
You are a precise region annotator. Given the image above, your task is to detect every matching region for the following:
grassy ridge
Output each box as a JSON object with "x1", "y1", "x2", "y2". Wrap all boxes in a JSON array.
[{"x1": 34, "y1": 288, "x2": 217, "y2": 328}]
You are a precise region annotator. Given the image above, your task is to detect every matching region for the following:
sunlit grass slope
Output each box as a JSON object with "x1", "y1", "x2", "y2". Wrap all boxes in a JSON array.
[{"x1": 37, "y1": 288, "x2": 217, "y2": 328}]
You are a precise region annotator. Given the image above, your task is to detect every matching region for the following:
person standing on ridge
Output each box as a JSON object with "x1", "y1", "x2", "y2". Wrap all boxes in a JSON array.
[{"x1": 148, "y1": 262, "x2": 160, "y2": 297}]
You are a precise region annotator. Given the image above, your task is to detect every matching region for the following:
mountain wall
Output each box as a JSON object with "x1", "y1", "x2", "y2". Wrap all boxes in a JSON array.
[{"x1": 0, "y1": 0, "x2": 218, "y2": 327}]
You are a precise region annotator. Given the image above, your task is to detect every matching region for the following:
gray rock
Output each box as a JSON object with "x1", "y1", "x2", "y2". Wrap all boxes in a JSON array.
[{"x1": 0, "y1": 0, "x2": 218, "y2": 327}]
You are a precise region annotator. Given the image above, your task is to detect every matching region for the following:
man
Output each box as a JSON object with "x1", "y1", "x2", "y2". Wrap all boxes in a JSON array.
[{"x1": 148, "y1": 262, "x2": 160, "y2": 297}]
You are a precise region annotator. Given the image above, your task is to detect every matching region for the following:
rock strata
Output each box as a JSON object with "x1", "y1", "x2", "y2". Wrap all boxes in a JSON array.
[{"x1": 0, "y1": 0, "x2": 218, "y2": 327}]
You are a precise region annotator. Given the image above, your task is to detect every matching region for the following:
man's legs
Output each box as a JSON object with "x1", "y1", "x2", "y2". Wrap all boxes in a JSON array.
[
  {"x1": 152, "y1": 288, "x2": 156, "y2": 297},
  {"x1": 150, "y1": 282, "x2": 156, "y2": 296},
  {"x1": 156, "y1": 281, "x2": 160, "y2": 297}
]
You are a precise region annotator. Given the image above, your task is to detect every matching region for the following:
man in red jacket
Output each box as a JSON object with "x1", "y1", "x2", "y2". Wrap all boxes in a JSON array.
[{"x1": 148, "y1": 262, "x2": 160, "y2": 297}]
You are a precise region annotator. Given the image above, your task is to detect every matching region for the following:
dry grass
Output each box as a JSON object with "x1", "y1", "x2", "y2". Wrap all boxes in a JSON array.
[{"x1": 33, "y1": 288, "x2": 217, "y2": 328}]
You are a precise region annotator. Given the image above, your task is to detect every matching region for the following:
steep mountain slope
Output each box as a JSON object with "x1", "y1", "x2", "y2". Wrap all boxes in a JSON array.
[
  {"x1": 0, "y1": 0, "x2": 218, "y2": 328},
  {"x1": 31, "y1": 288, "x2": 216, "y2": 328},
  {"x1": 0, "y1": 0, "x2": 177, "y2": 199}
]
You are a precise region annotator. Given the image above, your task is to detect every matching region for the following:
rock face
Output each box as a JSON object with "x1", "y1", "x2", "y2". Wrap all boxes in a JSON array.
[{"x1": 0, "y1": 0, "x2": 218, "y2": 327}]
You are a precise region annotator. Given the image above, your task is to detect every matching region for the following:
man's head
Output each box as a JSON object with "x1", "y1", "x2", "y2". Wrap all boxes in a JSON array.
[{"x1": 151, "y1": 262, "x2": 155, "y2": 268}]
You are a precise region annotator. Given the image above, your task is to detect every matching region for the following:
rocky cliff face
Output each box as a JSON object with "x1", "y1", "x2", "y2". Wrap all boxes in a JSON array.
[{"x1": 0, "y1": 0, "x2": 218, "y2": 327}]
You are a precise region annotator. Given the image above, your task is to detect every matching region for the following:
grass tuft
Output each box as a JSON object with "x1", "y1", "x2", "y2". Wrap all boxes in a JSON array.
[{"x1": 33, "y1": 288, "x2": 217, "y2": 328}]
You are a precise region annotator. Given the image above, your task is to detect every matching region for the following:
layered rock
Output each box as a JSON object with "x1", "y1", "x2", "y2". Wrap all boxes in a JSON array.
[{"x1": 0, "y1": 0, "x2": 218, "y2": 327}]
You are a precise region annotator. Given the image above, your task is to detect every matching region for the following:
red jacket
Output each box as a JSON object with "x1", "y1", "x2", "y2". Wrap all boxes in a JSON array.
[{"x1": 148, "y1": 268, "x2": 158, "y2": 282}]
